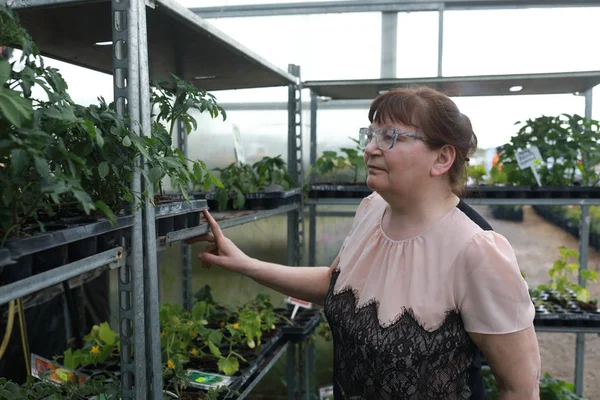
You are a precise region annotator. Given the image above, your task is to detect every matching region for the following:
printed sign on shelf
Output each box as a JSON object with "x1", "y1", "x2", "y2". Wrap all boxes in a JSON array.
[
  {"x1": 319, "y1": 385, "x2": 334, "y2": 400},
  {"x1": 285, "y1": 297, "x2": 313, "y2": 320},
  {"x1": 515, "y1": 146, "x2": 543, "y2": 186},
  {"x1": 186, "y1": 370, "x2": 234, "y2": 390},
  {"x1": 31, "y1": 353, "x2": 89, "y2": 385}
]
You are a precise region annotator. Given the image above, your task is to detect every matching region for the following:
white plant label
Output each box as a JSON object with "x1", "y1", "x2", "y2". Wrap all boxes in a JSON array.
[
  {"x1": 285, "y1": 296, "x2": 312, "y2": 320},
  {"x1": 232, "y1": 124, "x2": 246, "y2": 165},
  {"x1": 515, "y1": 146, "x2": 542, "y2": 187}
]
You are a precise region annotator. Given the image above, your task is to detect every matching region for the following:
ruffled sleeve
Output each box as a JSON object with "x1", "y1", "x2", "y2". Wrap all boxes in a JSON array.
[{"x1": 454, "y1": 231, "x2": 535, "y2": 334}]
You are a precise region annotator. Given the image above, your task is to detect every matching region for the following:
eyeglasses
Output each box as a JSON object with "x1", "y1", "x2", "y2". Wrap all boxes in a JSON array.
[{"x1": 358, "y1": 127, "x2": 426, "y2": 150}]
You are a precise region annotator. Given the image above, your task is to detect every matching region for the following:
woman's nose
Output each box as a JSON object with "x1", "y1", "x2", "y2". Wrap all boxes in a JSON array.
[{"x1": 364, "y1": 136, "x2": 381, "y2": 156}]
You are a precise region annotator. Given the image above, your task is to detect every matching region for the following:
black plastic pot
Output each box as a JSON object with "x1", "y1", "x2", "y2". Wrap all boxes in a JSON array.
[
  {"x1": 274, "y1": 306, "x2": 322, "y2": 343},
  {"x1": 157, "y1": 217, "x2": 175, "y2": 237},
  {"x1": 490, "y1": 205, "x2": 524, "y2": 222},
  {"x1": 309, "y1": 184, "x2": 372, "y2": 200},
  {"x1": 466, "y1": 185, "x2": 600, "y2": 199},
  {"x1": 0, "y1": 254, "x2": 32, "y2": 285}
]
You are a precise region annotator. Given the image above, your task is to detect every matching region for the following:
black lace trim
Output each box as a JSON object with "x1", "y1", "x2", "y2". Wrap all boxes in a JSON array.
[{"x1": 324, "y1": 269, "x2": 475, "y2": 400}]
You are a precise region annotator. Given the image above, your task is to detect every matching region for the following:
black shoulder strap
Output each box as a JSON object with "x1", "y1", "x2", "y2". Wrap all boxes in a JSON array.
[{"x1": 456, "y1": 199, "x2": 490, "y2": 399}]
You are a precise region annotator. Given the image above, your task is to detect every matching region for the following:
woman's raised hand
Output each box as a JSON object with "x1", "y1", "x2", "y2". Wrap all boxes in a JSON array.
[{"x1": 184, "y1": 209, "x2": 254, "y2": 273}]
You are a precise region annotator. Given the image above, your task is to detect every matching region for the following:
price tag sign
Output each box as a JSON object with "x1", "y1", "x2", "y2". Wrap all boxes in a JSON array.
[
  {"x1": 285, "y1": 296, "x2": 312, "y2": 320},
  {"x1": 31, "y1": 353, "x2": 89, "y2": 385},
  {"x1": 515, "y1": 146, "x2": 542, "y2": 186},
  {"x1": 186, "y1": 370, "x2": 233, "y2": 390},
  {"x1": 319, "y1": 385, "x2": 334, "y2": 400}
]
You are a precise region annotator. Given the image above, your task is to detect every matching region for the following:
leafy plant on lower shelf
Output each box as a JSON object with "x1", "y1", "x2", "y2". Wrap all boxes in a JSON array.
[
  {"x1": 0, "y1": 373, "x2": 121, "y2": 400},
  {"x1": 60, "y1": 322, "x2": 120, "y2": 371},
  {"x1": 483, "y1": 366, "x2": 588, "y2": 399},
  {"x1": 530, "y1": 246, "x2": 598, "y2": 311}
]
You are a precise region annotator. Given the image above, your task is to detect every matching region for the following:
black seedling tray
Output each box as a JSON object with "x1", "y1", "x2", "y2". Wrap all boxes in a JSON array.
[
  {"x1": 1, "y1": 199, "x2": 208, "y2": 276},
  {"x1": 532, "y1": 290, "x2": 600, "y2": 327},
  {"x1": 466, "y1": 185, "x2": 600, "y2": 199},
  {"x1": 308, "y1": 184, "x2": 372, "y2": 200},
  {"x1": 184, "y1": 329, "x2": 284, "y2": 399},
  {"x1": 195, "y1": 188, "x2": 302, "y2": 212},
  {"x1": 274, "y1": 306, "x2": 322, "y2": 343}
]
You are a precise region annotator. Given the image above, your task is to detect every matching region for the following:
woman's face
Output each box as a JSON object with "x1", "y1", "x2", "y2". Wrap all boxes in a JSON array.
[{"x1": 363, "y1": 121, "x2": 437, "y2": 197}]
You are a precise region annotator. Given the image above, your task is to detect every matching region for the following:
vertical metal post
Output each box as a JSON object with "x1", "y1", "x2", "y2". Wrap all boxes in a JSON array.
[
  {"x1": 170, "y1": 21, "x2": 193, "y2": 312},
  {"x1": 177, "y1": 117, "x2": 193, "y2": 311},
  {"x1": 437, "y1": 4, "x2": 444, "y2": 77},
  {"x1": 287, "y1": 64, "x2": 305, "y2": 267},
  {"x1": 309, "y1": 92, "x2": 318, "y2": 266},
  {"x1": 380, "y1": 12, "x2": 397, "y2": 78},
  {"x1": 135, "y1": 0, "x2": 162, "y2": 398},
  {"x1": 574, "y1": 89, "x2": 593, "y2": 396},
  {"x1": 574, "y1": 205, "x2": 590, "y2": 395},
  {"x1": 287, "y1": 344, "x2": 297, "y2": 400},
  {"x1": 112, "y1": 0, "x2": 147, "y2": 398}
]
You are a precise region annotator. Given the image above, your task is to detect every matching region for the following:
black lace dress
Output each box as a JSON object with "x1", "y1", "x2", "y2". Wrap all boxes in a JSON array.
[{"x1": 323, "y1": 196, "x2": 533, "y2": 399}]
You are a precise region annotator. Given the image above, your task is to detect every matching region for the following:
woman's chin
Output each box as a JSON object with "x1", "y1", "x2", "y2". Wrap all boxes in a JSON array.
[{"x1": 366, "y1": 176, "x2": 383, "y2": 191}]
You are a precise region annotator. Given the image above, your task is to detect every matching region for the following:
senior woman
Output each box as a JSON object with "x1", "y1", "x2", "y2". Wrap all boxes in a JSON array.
[{"x1": 187, "y1": 87, "x2": 541, "y2": 399}]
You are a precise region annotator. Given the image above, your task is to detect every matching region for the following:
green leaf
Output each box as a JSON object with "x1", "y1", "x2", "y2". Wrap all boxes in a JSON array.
[
  {"x1": 0, "y1": 59, "x2": 10, "y2": 85},
  {"x1": 94, "y1": 201, "x2": 117, "y2": 226},
  {"x1": 217, "y1": 357, "x2": 239, "y2": 376},
  {"x1": 10, "y1": 149, "x2": 27, "y2": 175},
  {"x1": 211, "y1": 173, "x2": 224, "y2": 189},
  {"x1": 207, "y1": 340, "x2": 221, "y2": 359},
  {"x1": 33, "y1": 156, "x2": 50, "y2": 179},
  {"x1": 208, "y1": 330, "x2": 222, "y2": 346},
  {"x1": 580, "y1": 269, "x2": 598, "y2": 282},
  {"x1": 98, "y1": 162, "x2": 109, "y2": 179},
  {"x1": 0, "y1": 89, "x2": 33, "y2": 128},
  {"x1": 98, "y1": 322, "x2": 116, "y2": 346},
  {"x1": 122, "y1": 136, "x2": 132, "y2": 147}
]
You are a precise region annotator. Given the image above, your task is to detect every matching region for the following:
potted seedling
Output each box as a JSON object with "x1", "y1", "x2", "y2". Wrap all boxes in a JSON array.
[
  {"x1": 308, "y1": 137, "x2": 371, "y2": 199},
  {"x1": 530, "y1": 246, "x2": 599, "y2": 321},
  {"x1": 199, "y1": 155, "x2": 299, "y2": 212},
  {"x1": 492, "y1": 114, "x2": 600, "y2": 199}
]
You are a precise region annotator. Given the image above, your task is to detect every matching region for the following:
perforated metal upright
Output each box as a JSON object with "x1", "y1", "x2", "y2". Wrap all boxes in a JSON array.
[
  {"x1": 287, "y1": 64, "x2": 305, "y2": 268},
  {"x1": 111, "y1": 1, "x2": 147, "y2": 398}
]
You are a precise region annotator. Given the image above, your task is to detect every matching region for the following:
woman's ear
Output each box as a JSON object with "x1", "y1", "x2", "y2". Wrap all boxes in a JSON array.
[{"x1": 431, "y1": 145, "x2": 456, "y2": 177}]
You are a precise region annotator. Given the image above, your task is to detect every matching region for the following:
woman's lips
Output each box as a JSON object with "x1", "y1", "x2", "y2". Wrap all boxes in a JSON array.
[{"x1": 368, "y1": 165, "x2": 385, "y2": 172}]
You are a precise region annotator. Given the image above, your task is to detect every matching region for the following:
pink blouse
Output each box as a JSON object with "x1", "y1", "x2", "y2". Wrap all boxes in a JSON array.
[{"x1": 333, "y1": 192, "x2": 535, "y2": 334}]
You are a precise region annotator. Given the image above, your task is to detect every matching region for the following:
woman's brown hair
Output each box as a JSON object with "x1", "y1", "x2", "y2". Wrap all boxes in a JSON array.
[{"x1": 368, "y1": 86, "x2": 477, "y2": 196}]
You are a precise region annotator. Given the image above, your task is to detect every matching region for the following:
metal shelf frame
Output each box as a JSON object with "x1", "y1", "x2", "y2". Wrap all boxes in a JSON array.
[{"x1": 4, "y1": 1, "x2": 306, "y2": 399}]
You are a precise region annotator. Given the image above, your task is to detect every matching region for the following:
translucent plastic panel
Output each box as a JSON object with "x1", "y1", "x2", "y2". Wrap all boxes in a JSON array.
[
  {"x1": 207, "y1": 12, "x2": 381, "y2": 81},
  {"x1": 444, "y1": 8, "x2": 600, "y2": 76},
  {"x1": 396, "y1": 12, "x2": 439, "y2": 78}
]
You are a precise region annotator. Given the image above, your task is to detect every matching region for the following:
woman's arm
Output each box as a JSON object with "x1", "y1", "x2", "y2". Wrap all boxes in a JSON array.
[
  {"x1": 185, "y1": 209, "x2": 336, "y2": 305},
  {"x1": 469, "y1": 326, "x2": 541, "y2": 399}
]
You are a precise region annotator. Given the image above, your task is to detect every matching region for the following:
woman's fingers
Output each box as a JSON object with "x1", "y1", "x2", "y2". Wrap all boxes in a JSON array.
[
  {"x1": 202, "y1": 209, "x2": 225, "y2": 242},
  {"x1": 183, "y1": 233, "x2": 215, "y2": 245}
]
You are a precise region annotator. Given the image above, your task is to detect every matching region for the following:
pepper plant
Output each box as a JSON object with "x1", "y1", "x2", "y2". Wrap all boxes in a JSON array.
[{"x1": 499, "y1": 114, "x2": 600, "y2": 186}]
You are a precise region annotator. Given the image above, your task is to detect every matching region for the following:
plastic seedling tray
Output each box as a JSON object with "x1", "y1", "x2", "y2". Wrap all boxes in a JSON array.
[
  {"x1": 2, "y1": 200, "x2": 208, "y2": 271},
  {"x1": 532, "y1": 290, "x2": 600, "y2": 327},
  {"x1": 274, "y1": 306, "x2": 322, "y2": 343},
  {"x1": 197, "y1": 188, "x2": 302, "y2": 211},
  {"x1": 308, "y1": 184, "x2": 372, "y2": 200},
  {"x1": 466, "y1": 185, "x2": 600, "y2": 199}
]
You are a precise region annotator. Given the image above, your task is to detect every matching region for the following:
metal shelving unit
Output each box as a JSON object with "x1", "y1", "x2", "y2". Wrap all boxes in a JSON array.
[
  {"x1": 3, "y1": 0, "x2": 305, "y2": 398},
  {"x1": 194, "y1": 1, "x2": 600, "y2": 397}
]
